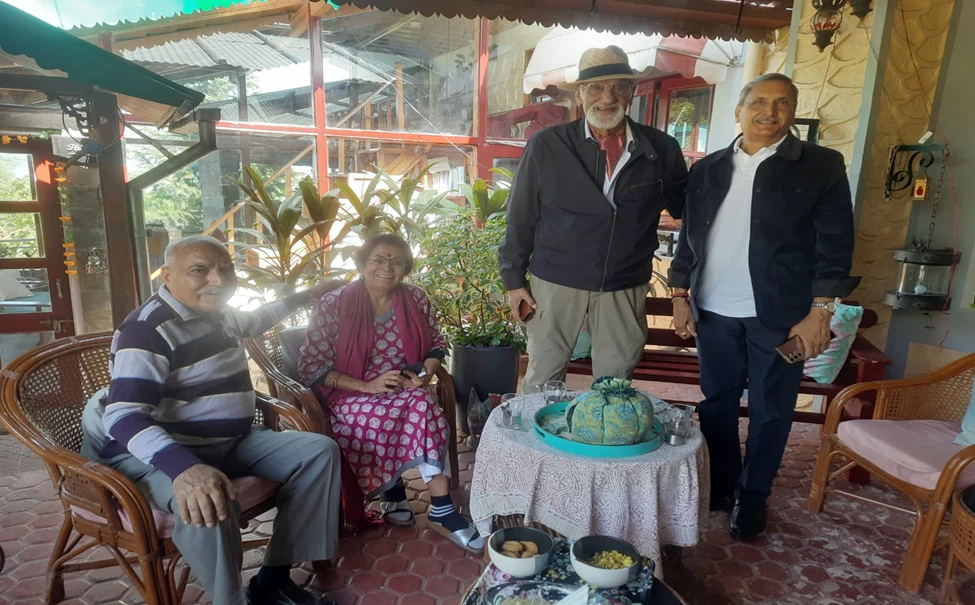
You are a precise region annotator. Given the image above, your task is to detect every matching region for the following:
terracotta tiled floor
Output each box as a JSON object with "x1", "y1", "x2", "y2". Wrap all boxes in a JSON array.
[{"x1": 3, "y1": 400, "x2": 975, "y2": 604}]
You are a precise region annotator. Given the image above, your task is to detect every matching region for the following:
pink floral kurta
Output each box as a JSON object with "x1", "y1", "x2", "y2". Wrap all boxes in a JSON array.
[{"x1": 298, "y1": 284, "x2": 449, "y2": 497}]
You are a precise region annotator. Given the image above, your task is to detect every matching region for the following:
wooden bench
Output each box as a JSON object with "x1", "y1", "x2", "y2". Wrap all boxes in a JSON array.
[{"x1": 566, "y1": 297, "x2": 892, "y2": 425}]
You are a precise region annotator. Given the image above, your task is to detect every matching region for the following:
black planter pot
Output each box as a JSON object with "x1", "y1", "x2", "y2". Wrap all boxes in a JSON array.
[{"x1": 449, "y1": 345, "x2": 520, "y2": 435}]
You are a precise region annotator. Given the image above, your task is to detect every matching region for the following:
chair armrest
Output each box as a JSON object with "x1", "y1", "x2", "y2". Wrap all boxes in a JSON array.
[
  {"x1": 262, "y1": 367, "x2": 330, "y2": 435},
  {"x1": 935, "y1": 444, "x2": 975, "y2": 501},
  {"x1": 256, "y1": 392, "x2": 317, "y2": 433},
  {"x1": 433, "y1": 366, "x2": 456, "y2": 416}
]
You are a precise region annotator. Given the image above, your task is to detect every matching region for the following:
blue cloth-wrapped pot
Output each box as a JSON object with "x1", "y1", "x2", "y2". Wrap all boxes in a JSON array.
[{"x1": 565, "y1": 376, "x2": 655, "y2": 445}]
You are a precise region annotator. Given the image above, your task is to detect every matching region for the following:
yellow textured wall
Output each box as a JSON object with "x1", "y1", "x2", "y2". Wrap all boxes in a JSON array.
[
  {"x1": 790, "y1": 2, "x2": 874, "y2": 165},
  {"x1": 851, "y1": 0, "x2": 955, "y2": 347}
]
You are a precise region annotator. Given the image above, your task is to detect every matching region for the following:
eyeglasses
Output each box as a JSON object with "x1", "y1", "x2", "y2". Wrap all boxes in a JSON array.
[
  {"x1": 581, "y1": 82, "x2": 635, "y2": 98},
  {"x1": 367, "y1": 256, "x2": 406, "y2": 271},
  {"x1": 742, "y1": 98, "x2": 795, "y2": 111}
]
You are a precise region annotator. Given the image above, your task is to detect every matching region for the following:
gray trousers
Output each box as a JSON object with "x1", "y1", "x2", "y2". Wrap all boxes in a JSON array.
[
  {"x1": 83, "y1": 428, "x2": 341, "y2": 605},
  {"x1": 523, "y1": 275, "x2": 650, "y2": 393}
]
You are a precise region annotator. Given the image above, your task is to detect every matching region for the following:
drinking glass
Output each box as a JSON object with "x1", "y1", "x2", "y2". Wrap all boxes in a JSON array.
[
  {"x1": 508, "y1": 395, "x2": 525, "y2": 425},
  {"x1": 542, "y1": 380, "x2": 567, "y2": 404},
  {"x1": 500, "y1": 393, "x2": 517, "y2": 426}
]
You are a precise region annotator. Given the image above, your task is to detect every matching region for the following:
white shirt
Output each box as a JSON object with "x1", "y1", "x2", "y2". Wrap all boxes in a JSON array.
[
  {"x1": 584, "y1": 120, "x2": 634, "y2": 208},
  {"x1": 696, "y1": 136, "x2": 785, "y2": 317}
]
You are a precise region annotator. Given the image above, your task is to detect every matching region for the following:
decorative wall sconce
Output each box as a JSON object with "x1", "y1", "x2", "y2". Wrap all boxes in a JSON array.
[
  {"x1": 811, "y1": 0, "x2": 845, "y2": 52},
  {"x1": 849, "y1": 0, "x2": 873, "y2": 19},
  {"x1": 811, "y1": 0, "x2": 873, "y2": 52}
]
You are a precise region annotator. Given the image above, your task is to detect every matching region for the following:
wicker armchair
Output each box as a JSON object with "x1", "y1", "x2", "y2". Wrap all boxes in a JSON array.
[
  {"x1": 243, "y1": 311, "x2": 460, "y2": 488},
  {"x1": 809, "y1": 353, "x2": 975, "y2": 592},
  {"x1": 0, "y1": 333, "x2": 319, "y2": 605}
]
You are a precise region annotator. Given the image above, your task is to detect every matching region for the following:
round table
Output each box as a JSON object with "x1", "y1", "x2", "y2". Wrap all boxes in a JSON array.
[{"x1": 469, "y1": 393, "x2": 709, "y2": 575}]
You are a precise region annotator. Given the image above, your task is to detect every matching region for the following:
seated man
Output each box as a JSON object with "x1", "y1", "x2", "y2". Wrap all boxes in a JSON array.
[{"x1": 81, "y1": 235, "x2": 343, "y2": 605}]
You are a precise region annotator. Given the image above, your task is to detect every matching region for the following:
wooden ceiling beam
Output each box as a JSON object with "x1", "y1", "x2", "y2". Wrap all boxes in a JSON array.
[{"x1": 290, "y1": 3, "x2": 372, "y2": 37}]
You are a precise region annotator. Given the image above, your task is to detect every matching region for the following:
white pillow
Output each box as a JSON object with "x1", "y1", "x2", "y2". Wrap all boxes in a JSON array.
[{"x1": 0, "y1": 273, "x2": 32, "y2": 301}]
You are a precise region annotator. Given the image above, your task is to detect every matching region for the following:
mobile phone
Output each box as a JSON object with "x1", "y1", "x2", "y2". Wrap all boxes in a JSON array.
[
  {"x1": 775, "y1": 335, "x2": 806, "y2": 364},
  {"x1": 518, "y1": 299, "x2": 535, "y2": 322},
  {"x1": 400, "y1": 362, "x2": 426, "y2": 379}
]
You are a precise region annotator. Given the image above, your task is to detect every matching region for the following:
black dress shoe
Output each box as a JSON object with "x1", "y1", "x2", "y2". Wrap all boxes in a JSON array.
[
  {"x1": 729, "y1": 501, "x2": 767, "y2": 540},
  {"x1": 247, "y1": 577, "x2": 337, "y2": 605},
  {"x1": 709, "y1": 493, "x2": 735, "y2": 512}
]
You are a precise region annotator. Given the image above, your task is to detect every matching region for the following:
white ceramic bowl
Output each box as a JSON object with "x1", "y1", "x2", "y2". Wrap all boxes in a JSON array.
[
  {"x1": 487, "y1": 527, "x2": 554, "y2": 578},
  {"x1": 570, "y1": 535, "x2": 640, "y2": 588}
]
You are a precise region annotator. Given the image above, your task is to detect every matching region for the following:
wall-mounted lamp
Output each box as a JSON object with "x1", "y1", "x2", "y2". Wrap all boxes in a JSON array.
[
  {"x1": 811, "y1": 0, "x2": 873, "y2": 52},
  {"x1": 811, "y1": 0, "x2": 845, "y2": 52},
  {"x1": 849, "y1": 0, "x2": 873, "y2": 20}
]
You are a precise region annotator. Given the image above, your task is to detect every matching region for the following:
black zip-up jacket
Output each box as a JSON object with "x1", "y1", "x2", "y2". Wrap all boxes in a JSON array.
[
  {"x1": 668, "y1": 134, "x2": 860, "y2": 330},
  {"x1": 499, "y1": 117, "x2": 688, "y2": 293}
]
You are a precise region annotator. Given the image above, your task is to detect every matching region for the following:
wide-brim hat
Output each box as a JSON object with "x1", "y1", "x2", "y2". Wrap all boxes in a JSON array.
[{"x1": 558, "y1": 45, "x2": 650, "y2": 90}]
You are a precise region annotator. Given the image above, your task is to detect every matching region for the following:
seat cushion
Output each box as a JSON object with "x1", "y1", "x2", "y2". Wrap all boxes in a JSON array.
[
  {"x1": 279, "y1": 326, "x2": 308, "y2": 381},
  {"x1": 838, "y1": 419, "x2": 975, "y2": 491},
  {"x1": 71, "y1": 476, "x2": 280, "y2": 538}
]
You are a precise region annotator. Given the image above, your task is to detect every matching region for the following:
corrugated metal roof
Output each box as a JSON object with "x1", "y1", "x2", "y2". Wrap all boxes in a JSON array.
[{"x1": 333, "y1": 0, "x2": 791, "y2": 43}]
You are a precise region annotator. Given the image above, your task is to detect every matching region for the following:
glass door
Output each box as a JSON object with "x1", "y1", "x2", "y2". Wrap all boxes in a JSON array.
[{"x1": 0, "y1": 137, "x2": 74, "y2": 367}]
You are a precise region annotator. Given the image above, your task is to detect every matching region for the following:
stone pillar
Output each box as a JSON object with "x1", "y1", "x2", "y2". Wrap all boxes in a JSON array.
[{"x1": 63, "y1": 163, "x2": 114, "y2": 334}]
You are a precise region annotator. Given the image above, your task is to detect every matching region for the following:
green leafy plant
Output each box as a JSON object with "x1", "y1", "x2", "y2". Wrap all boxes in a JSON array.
[
  {"x1": 454, "y1": 167, "x2": 513, "y2": 227},
  {"x1": 333, "y1": 165, "x2": 451, "y2": 247},
  {"x1": 413, "y1": 207, "x2": 525, "y2": 350},
  {"x1": 227, "y1": 166, "x2": 341, "y2": 298}
]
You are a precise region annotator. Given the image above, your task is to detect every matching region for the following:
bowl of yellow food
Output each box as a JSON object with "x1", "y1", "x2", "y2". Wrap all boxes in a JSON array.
[
  {"x1": 570, "y1": 535, "x2": 640, "y2": 588},
  {"x1": 487, "y1": 527, "x2": 555, "y2": 578}
]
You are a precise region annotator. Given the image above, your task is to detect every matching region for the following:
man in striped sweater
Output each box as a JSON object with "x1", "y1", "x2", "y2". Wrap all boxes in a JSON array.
[{"x1": 81, "y1": 235, "x2": 343, "y2": 605}]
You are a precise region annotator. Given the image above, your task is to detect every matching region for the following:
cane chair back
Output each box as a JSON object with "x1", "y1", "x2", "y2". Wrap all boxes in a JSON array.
[
  {"x1": 0, "y1": 333, "x2": 316, "y2": 605},
  {"x1": 879, "y1": 363, "x2": 975, "y2": 423}
]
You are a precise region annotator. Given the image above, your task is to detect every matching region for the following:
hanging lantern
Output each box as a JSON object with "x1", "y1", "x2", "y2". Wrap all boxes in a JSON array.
[
  {"x1": 849, "y1": 0, "x2": 872, "y2": 19},
  {"x1": 811, "y1": 0, "x2": 845, "y2": 52},
  {"x1": 884, "y1": 249, "x2": 962, "y2": 311}
]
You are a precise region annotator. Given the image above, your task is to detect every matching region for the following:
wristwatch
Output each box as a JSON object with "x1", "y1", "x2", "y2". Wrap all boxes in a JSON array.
[{"x1": 811, "y1": 300, "x2": 838, "y2": 313}]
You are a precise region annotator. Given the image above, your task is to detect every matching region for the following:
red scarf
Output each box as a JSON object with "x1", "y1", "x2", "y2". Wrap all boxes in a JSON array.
[
  {"x1": 590, "y1": 123, "x2": 626, "y2": 179},
  {"x1": 312, "y1": 279, "x2": 432, "y2": 528}
]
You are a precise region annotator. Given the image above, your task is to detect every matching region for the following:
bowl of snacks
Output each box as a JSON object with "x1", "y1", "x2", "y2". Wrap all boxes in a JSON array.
[
  {"x1": 570, "y1": 535, "x2": 640, "y2": 588},
  {"x1": 487, "y1": 527, "x2": 555, "y2": 578}
]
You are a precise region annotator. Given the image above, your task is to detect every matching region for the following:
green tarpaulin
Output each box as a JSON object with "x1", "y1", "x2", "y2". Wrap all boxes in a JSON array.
[
  {"x1": 0, "y1": 0, "x2": 262, "y2": 29},
  {"x1": 0, "y1": 1, "x2": 205, "y2": 125}
]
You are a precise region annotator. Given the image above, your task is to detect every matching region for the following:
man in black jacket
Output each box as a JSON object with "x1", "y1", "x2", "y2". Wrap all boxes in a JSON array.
[
  {"x1": 669, "y1": 73, "x2": 860, "y2": 540},
  {"x1": 499, "y1": 46, "x2": 687, "y2": 392}
]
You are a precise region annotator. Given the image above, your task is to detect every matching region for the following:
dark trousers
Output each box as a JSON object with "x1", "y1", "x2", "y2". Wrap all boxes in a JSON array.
[{"x1": 695, "y1": 310, "x2": 805, "y2": 504}]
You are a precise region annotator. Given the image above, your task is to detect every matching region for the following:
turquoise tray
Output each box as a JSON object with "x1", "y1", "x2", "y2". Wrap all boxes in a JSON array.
[{"x1": 533, "y1": 402, "x2": 664, "y2": 458}]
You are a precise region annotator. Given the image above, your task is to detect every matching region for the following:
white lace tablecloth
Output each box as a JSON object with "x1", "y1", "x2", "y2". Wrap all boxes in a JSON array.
[{"x1": 470, "y1": 393, "x2": 709, "y2": 574}]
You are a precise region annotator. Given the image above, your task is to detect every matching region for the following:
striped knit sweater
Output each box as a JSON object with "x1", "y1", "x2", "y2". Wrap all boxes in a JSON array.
[{"x1": 96, "y1": 286, "x2": 313, "y2": 479}]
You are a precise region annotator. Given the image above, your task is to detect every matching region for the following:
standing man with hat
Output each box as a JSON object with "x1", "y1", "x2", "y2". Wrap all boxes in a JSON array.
[{"x1": 499, "y1": 46, "x2": 688, "y2": 392}]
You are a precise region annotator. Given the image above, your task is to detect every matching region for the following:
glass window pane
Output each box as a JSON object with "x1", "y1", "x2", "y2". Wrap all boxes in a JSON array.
[
  {"x1": 0, "y1": 212, "x2": 43, "y2": 258},
  {"x1": 667, "y1": 87, "x2": 712, "y2": 153},
  {"x1": 488, "y1": 21, "x2": 573, "y2": 140},
  {"x1": 121, "y1": 21, "x2": 312, "y2": 127},
  {"x1": 0, "y1": 268, "x2": 52, "y2": 314},
  {"x1": 0, "y1": 153, "x2": 37, "y2": 201},
  {"x1": 0, "y1": 330, "x2": 56, "y2": 366},
  {"x1": 323, "y1": 13, "x2": 475, "y2": 135}
]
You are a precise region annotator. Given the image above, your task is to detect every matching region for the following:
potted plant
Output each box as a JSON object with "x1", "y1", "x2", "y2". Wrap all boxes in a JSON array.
[
  {"x1": 226, "y1": 166, "x2": 343, "y2": 300},
  {"x1": 414, "y1": 192, "x2": 524, "y2": 434}
]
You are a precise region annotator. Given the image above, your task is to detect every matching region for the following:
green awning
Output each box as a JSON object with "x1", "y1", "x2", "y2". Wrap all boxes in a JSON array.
[
  {"x1": 0, "y1": 0, "x2": 263, "y2": 29},
  {"x1": 0, "y1": 1, "x2": 205, "y2": 126}
]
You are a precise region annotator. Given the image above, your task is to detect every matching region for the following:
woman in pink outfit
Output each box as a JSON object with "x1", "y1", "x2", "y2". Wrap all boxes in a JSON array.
[{"x1": 297, "y1": 234, "x2": 482, "y2": 554}]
